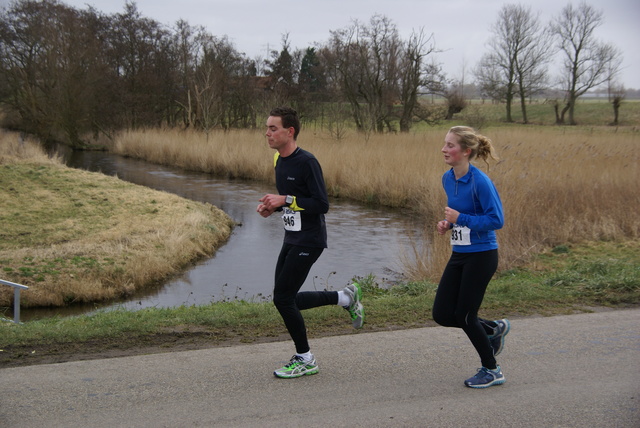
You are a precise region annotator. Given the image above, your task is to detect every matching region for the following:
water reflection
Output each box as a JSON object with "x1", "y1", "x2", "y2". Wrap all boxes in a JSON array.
[{"x1": 16, "y1": 151, "x2": 425, "y2": 320}]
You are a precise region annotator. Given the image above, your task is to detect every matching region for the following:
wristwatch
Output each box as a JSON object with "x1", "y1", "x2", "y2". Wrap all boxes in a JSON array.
[{"x1": 285, "y1": 195, "x2": 294, "y2": 206}]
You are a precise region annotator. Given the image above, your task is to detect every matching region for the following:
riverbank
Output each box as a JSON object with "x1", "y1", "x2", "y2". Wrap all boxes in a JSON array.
[
  {"x1": 2, "y1": 239, "x2": 639, "y2": 368},
  {"x1": 0, "y1": 130, "x2": 236, "y2": 307},
  {"x1": 1, "y1": 129, "x2": 638, "y2": 368}
]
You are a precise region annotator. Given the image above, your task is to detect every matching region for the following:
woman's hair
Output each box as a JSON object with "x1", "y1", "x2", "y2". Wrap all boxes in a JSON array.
[
  {"x1": 448, "y1": 126, "x2": 499, "y2": 165},
  {"x1": 270, "y1": 106, "x2": 301, "y2": 140}
]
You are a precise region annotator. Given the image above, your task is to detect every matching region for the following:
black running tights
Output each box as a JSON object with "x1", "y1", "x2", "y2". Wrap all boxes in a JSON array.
[
  {"x1": 273, "y1": 243, "x2": 338, "y2": 354},
  {"x1": 432, "y1": 250, "x2": 499, "y2": 369}
]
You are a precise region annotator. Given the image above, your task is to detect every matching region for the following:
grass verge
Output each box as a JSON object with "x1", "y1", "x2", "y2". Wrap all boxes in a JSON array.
[{"x1": 1, "y1": 240, "x2": 637, "y2": 368}]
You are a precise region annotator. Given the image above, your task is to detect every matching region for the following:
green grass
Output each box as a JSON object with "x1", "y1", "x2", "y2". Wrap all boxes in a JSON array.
[
  {"x1": 452, "y1": 98, "x2": 640, "y2": 127},
  {"x1": 0, "y1": 159, "x2": 234, "y2": 307},
  {"x1": 305, "y1": 98, "x2": 640, "y2": 135},
  {"x1": 0, "y1": 163, "x2": 160, "y2": 249},
  {"x1": 2, "y1": 241, "x2": 637, "y2": 349}
]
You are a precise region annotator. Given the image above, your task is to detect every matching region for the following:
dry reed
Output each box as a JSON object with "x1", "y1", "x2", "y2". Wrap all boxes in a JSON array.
[
  {"x1": 112, "y1": 126, "x2": 639, "y2": 281},
  {"x1": 0, "y1": 130, "x2": 62, "y2": 165}
]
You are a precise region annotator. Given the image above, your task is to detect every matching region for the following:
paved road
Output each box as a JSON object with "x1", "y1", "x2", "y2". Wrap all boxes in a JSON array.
[{"x1": 1, "y1": 309, "x2": 639, "y2": 427}]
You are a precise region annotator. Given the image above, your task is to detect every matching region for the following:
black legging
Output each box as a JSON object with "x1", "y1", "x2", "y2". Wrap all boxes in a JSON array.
[
  {"x1": 273, "y1": 243, "x2": 338, "y2": 354},
  {"x1": 432, "y1": 250, "x2": 499, "y2": 369}
]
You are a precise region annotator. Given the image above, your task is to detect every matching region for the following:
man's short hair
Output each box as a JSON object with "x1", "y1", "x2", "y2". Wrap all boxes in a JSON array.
[{"x1": 270, "y1": 107, "x2": 300, "y2": 140}]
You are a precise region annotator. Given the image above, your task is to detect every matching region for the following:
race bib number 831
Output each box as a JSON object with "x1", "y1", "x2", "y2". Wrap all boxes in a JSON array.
[{"x1": 450, "y1": 224, "x2": 471, "y2": 246}]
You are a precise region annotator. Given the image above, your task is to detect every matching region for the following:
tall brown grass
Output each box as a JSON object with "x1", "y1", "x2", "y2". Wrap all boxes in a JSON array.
[
  {"x1": 113, "y1": 126, "x2": 640, "y2": 281},
  {"x1": 0, "y1": 130, "x2": 62, "y2": 165}
]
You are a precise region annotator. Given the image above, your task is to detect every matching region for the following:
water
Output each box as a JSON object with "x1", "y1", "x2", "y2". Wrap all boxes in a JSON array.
[{"x1": 15, "y1": 151, "x2": 426, "y2": 320}]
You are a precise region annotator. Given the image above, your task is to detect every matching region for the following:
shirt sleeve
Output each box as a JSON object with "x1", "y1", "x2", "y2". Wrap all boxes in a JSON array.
[
  {"x1": 456, "y1": 175, "x2": 504, "y2": 231},
  {"x1": 295, "y1": 157, "x2": 329, "y2": 214}
]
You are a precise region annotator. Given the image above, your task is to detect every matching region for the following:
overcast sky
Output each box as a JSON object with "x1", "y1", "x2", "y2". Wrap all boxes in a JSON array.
[{"x1": 4, "y1": 0, "x2": 639, "y2": 88}]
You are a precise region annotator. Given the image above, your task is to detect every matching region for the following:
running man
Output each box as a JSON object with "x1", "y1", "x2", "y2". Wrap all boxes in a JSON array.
[{"x1": 257, "y1": 106, "x2": 364, "y2": 379}]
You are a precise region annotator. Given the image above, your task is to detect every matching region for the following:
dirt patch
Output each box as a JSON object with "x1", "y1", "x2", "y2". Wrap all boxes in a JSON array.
[
  {"x1": 1, "y1": 306, "x2": 633, "y2": 369},
  {"x1": 0, "y1": 323, "x2": 430, "y2": 368},
  {"x1": 0, "y1": 330, "x2": 275, "y2": 368}
]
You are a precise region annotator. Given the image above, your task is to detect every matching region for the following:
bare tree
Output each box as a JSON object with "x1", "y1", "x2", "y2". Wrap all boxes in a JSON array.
[
  {"x1": 397, "y1": 29, "x2": 437, "y2": 132},
  {"x1": 511, "y1": 6, "x2": 553, "y2": 123},
  {"x1": 193, "y1": 67, "x2": 221, "y2": 138},
  {"x1": 610, "y1": 84, "x2": 625, "y2": 126},
  {"x1": 478, "y1": 4, "x2": 552, "y2": 123},
  {"x1": 321, "y1": 15, "x2": 396, "y2": 134},
  {"x1": 171, "y1": 19, "x2": 205, "y2": 128},
  {"x1": 550, "y1": 2, "x2": 623, "y2": 125},
  {"x1": 322, "y1": 14, "x2": 439, "y2": 134},
  {"x1": 0, "y1": 0, "x2": 60, "y2": 139},
  {"x1": 443, "y1": 84, "x2": 467, "y2": 120},
  {"x1": 329, "y1": 15, "x2": 403, "y2": 134},
  {"x1": 191, "y1": 34, "x2": 253, "y2": 131},
  {"x1": 0, "y1": 0, "x2": 115, "y2": 146},
  {"x1": 474, "y1": 55, "x2": 507, "y2": 103},
  {"x1": 109, "y1": 2, "x2": 175, "y2": 128},
  {"x1": 422, "y1": 61, "x2": 464, "y2": 121},
  {"x1": 483, "y1": 6, "x2": 518, "y2": 122},
  {"x1": 1, "y1": 0, "x2": 264, "y2": 139}
]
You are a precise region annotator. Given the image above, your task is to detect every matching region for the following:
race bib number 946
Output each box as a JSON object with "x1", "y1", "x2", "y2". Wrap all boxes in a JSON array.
[
  {"x1": 282, "y1": 208, "x2": 302, "y2": 232},
  {"x1": 450, "y1": 224, "x2": 471, "y2": 246}
]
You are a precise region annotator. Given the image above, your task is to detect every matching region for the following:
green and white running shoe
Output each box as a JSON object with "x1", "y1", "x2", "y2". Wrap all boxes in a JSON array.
[
  {"x1": 343, "y1": 282, "x2": 365, "y2": 329},
  {"x1": 274, "y1": 355, "x2": 319, "y2": 378}
]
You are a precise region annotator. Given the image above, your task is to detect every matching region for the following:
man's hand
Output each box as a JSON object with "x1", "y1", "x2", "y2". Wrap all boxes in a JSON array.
[
  {"x1": 257, "y1": 194, "x2": 286, "y2": 217},
  {"x1": 257, "y1": 203, "x2": 275, "y2": 217}
]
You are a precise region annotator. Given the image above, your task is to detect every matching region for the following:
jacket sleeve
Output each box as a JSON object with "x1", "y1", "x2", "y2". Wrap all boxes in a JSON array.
[{"x1": 456, "y1": 176, "x2": 504, "y2": 231}]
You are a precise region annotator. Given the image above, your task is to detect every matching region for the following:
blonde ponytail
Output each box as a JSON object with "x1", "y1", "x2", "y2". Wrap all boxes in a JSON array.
[{"x1": 448, "y1": 126, "x2": 499, "y2": 166}]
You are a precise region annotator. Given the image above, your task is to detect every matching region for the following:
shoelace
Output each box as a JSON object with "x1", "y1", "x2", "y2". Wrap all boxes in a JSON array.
[
  {"x1": 285, "y1": 355, "x2": 305, "y2": 368},
  {"x1": 349, "y1": 306, "x2": 362, "y2": 321},
  {"x1": 474, "y1": 367, "x2": 492, "y2": 378}
]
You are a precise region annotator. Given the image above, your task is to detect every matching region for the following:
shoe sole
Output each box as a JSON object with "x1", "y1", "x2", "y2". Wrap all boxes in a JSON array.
[
  {"x1": 351, "y1": 283, "x2": 365, "y2": 329},
  {"x1": 352, "y1": 303, "x2": 364, "y2": 329},
  {"x1": 274, "y1": 367, "x2": 319, "y2": 378},
  {"x1": 494, "y1": 319, "x2": 511, "y2": 356},
  {"x1": 465, "y1": 378, "x2": 506, "y2": 388}
]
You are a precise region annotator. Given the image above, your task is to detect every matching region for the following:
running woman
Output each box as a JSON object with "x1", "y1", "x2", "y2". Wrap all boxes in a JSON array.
[
  {"x1": 257, "y1": 107, "x2": 364, "y2": 379},
  {"x1": 433, "y1": 126, "x2": 511, "y2": 388}
]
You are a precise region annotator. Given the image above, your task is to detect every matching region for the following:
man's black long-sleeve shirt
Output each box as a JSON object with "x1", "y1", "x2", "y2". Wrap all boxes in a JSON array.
[{"x1": 274, "y1": 147, "x2": 329, "y2": 249}]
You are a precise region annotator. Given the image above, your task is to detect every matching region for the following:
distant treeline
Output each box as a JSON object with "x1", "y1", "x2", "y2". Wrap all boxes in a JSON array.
[{"x1": 0, "y1": 1, "x2": 629, "y2": 146}]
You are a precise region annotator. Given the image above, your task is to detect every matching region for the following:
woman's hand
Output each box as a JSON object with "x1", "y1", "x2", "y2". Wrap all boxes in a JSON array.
[
  {"x1": 437, "y1": 220, "x2": 450, "y2": 235},
  {"x1": 444, "y1": 207, "x2": 460, "y2": 224}
]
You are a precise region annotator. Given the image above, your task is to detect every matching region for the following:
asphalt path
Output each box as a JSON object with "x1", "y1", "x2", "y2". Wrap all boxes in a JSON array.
[{"x1": 1, "y1": 308, "x2": 639, "y2": 427}]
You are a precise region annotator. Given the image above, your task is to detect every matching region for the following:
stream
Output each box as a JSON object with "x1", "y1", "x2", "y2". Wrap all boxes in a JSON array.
[{"x1": 17, "y1": 150, "x2": 426, "y2": 320}]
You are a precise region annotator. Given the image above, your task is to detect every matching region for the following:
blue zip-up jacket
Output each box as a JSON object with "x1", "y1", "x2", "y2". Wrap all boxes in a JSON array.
[{"x1": 442, "y1": 164, "x2": 504, "y2": 253}]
